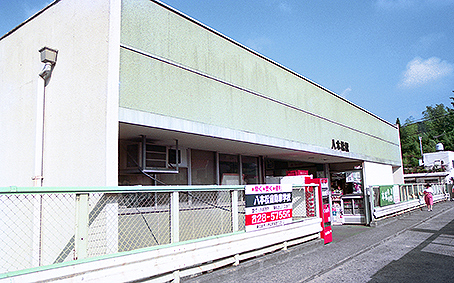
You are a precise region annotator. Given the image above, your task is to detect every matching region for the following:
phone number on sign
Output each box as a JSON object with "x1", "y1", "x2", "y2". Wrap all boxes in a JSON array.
[{"x1": 245, "y1": 209, "x2": 292, "y2": 225}]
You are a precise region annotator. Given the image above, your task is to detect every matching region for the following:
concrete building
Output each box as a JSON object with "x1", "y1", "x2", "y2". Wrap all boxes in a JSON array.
[
  {"x1": 0, "y1": 0, "x2": 403, "y2": 189},
  {"x1": 404, "y1": 150, "x2": 454, "y2": 184}
]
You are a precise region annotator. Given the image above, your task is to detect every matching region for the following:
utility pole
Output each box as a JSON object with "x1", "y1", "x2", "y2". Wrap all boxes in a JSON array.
[{"x1": 419, "y1": 136, "x2": 424, "y2": 165}]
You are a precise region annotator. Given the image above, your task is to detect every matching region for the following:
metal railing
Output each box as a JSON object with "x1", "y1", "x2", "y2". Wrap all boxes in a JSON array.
[
  {"x1": 371, "y1": 183, "x2": 448, "y2": 208},
  {"x1": 399, "y1": 183, "x2": 447, "y2": 202},
  {"x1": 370, "y1": 183, "x2": 449, "y2": 220},
  {"x1": 0, "y1": 185, "x2": 318, "y2": 275}
]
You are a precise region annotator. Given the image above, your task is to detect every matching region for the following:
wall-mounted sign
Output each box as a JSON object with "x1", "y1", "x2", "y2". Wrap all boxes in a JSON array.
[
  {"x1": 331, "y1": 139, "x2": 349, "y2": 152},
  {"x1": 245, "y1": 184, "x2": 293, "y2": 232},
  {"x1": 379, "y1": 185, "x2": 394, "y2": 206}
]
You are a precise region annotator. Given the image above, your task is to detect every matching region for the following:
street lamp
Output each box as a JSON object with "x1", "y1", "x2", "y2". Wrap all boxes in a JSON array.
[{"x1": 38, "y1": 47, "x2": 58, "y2": 80}]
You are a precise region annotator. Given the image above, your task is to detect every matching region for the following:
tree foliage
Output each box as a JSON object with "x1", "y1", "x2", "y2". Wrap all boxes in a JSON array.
[{"x1": 398, "y1": 97, "x2": 454, "y2": 173}]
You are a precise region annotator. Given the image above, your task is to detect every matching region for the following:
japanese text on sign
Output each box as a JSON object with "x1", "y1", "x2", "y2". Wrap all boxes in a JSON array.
[
  {"x1": 331, "y1": 139, "x2": 349, "y2": 152},
  {"x1": 245, "y1": 185, "x2": 288, "y2": 194},
  {"x1": 246, "y1": 192, "x2": 292, "y2": 207},
  {"x1": 245, "y1": 184, "x2": 293, "y2": 232},
  {"x1": 245, "y1": 209, "x2": 292, "y2": 225}
]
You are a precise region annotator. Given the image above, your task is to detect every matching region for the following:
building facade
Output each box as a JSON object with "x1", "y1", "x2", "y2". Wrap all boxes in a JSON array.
[
  {"x1": 404, "y1": 150, "x2": 454, "y2": 184},
  {"x1": 0, "y1": 0, "x2": 403, "y2": 189}
]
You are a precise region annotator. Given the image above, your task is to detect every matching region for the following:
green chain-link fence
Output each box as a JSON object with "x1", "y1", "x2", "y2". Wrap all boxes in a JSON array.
[{"x1": 0, "y1": 185, "x2": 317, "y2": 274}]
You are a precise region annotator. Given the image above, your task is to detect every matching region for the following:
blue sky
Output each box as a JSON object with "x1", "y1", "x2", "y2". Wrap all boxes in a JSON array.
[{"x1": 1, "y1": 0, "x2": 453, "y2": 124}]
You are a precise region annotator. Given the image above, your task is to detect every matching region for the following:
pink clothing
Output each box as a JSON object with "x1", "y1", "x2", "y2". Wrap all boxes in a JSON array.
[{"x1": 424, "y1": 191, "x2": 433, "y2": 206}]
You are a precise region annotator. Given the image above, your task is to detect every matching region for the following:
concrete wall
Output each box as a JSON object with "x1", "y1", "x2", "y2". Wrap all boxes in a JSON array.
[
  {"x1": 119, "y1": 0, "x2": 401, "y2": 166},
  {"x1": 0, "y1": 0, "x2": 120, "y2": 186},
  {"x1": 393, "y1": 166, "x2": 404, "y2": 184},
  {"x1": 363, "y1": 161, "x2": 394, "y2": 187}
]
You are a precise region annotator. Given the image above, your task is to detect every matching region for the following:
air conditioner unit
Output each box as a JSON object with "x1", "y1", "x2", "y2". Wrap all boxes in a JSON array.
[{"x1": 119, "y1": 137, "x2": 184, "y2": 174}]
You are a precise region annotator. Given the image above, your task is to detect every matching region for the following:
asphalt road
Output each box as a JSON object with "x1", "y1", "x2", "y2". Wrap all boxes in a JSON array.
[{"x1": 182, "y1": 201, "x2": 454, "y2": 283}]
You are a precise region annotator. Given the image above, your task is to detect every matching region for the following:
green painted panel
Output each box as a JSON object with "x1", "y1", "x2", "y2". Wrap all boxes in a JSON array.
[{"x1": 119, "y1": 0, "x2": 401, "y2": 164}]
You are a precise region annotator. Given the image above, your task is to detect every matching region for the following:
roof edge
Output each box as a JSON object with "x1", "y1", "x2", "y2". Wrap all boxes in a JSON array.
[{"x1": 0, "y1": 0, "x2": 61, "y2": 41}]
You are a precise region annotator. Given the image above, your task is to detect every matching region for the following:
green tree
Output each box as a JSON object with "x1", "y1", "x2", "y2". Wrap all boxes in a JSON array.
[
  {"x1": 399, "y1": 97, "x2": 454, "y2": 173},
  {"x1": 423, "y1": 104, "x2": 452, "y2": 149},
  {"x1": 399, "y1": 117, "x2": 422, "y2": 171}
]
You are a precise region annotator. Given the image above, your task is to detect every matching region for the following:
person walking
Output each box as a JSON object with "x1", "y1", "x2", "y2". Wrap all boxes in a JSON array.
[{"x1": 423, "y1": 183, "x2": 434, "y2": 211}]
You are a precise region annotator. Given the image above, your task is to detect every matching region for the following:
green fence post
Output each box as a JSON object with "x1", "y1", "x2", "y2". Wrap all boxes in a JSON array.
[
  {"x1": 171, "y1": 191, "x2": 179, "y2": 243},
  {"x1": 232, "y1": 190, "x2": 239, "y2": 232},
  {"x1": 75, "y1": 193, "x2": 89, "y2": 260}
]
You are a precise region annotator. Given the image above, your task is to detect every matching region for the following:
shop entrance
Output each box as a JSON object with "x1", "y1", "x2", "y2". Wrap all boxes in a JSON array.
[{"x1": 330, "y1": 163, "x2": 366, "y2": 225}]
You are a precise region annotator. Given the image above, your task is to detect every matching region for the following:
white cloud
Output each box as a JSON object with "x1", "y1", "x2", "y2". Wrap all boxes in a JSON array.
[
  {"x1": 340, "y1": 87, "x2": 352, "y2": 98},
  {"x1": 375, "y1": 0, "x2": 416, "y2": 10},
  {"x1": 413, "y1": 33, "x2": 444, "y2": 54},
  {"x1": 264, "y1": 1, "x2": 292, "y2": 13},
  {"x1": 245, "y1": 37, "x2": 273, "y2": 53},
  {"x1": 278, "y1": 2, "x2": 292, "y2": 13},
  {"x1": 23, "y1": 1, "x2": 53, "y2": 19},
  {"x1": 399, "y1": 57, "x2": 453, "y2": 88},
  {"x1": 426, "y1": 0, "x2": 454, "y2": 6},
  {"x1": 376, "y1": 0, "x2": 454, "y2": 10}
]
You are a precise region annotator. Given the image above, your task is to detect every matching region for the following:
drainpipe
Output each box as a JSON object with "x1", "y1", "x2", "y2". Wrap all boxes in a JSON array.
[
  {"x1": 33, "y1": 76, "x2": 45, "y2": 187},
  {"x1": 33, "y1": 47, "x2": 58, "y2": 187},
  {"x1": 32, "y1": 47, "x2": 58, "y2": 267}
]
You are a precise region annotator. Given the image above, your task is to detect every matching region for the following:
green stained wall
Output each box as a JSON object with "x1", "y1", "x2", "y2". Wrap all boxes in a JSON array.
[{"x1": 119, "y1": 0, "x2": 401, "y2": 165}]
